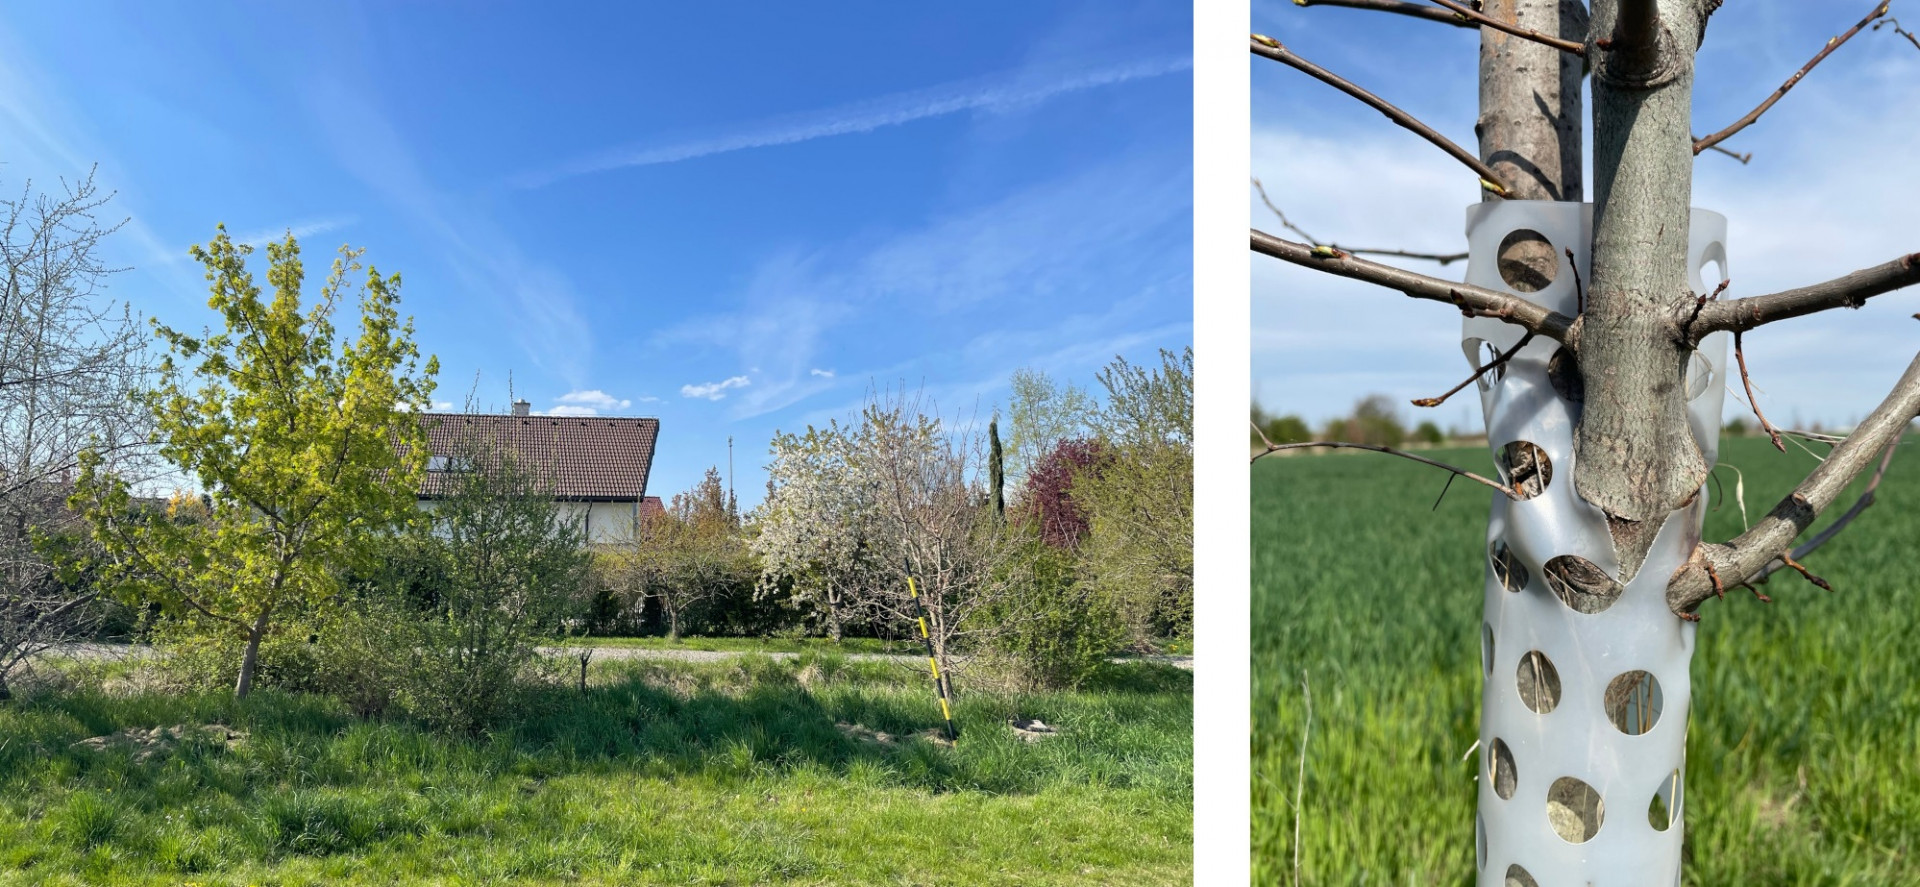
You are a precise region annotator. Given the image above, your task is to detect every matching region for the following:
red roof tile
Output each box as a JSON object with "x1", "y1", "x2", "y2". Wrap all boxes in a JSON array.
[{"x1": 415, "y1": 413, "x2": 659, "y2": 501}]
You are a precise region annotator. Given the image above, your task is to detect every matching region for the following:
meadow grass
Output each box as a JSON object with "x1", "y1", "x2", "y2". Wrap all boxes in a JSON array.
[
  {"x1": 1252, "y1": 435, "x2": 1920, "y2": 885},
  {"x1": 0, "y1": 653, "x2": 1191, "y2": 885}
]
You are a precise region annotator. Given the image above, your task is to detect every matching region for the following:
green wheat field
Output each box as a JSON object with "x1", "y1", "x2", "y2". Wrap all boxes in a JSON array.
[{"x1": 1253, "y1": 435, "x2": 1920, "y2": 885}]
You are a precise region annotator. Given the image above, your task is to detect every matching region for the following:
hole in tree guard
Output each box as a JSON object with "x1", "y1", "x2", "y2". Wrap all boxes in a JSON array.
[
  {"x1": 1497, "y1": 229, "x2": 1558, "y2": 293},
  {"x1": 1686, "y1": 351, "x2": 1714, "y2": 400},
  {"x1": 1491, "y1": 738, "x2": 1517, "y2": 800},
  {"x1": 1482, "y1": 623, "x2": 1494, "y2": 676},
  {"x1": 1605, "y1": 670, "x2": 1665, "y2": 735},
  {"x1": 1497, "y1": 441, "x2": 1552, "y2": 500},
  {"x1": 1476, "y1": 812, "x2": 1487, "y2": 871},
  {"x1": 1516, "y1": 650, "x2": 1561, "y2": 714},
  {"x1": 1649, "y1": 768, "x2": 1681, "y2": 831},
  {"x1": 1702, "y1": 254, "x2": 1728, "y2": 288},
  {"x1": 1491, "y1": 541, "x2": 1530, "y2": 592},
  {"x1": 1548, "y1": 347, "x2": 1583, "y2": 404},
  {"x1": 1462, "y1": 338, "x2": 1493, "y2": 391},
  {"x1": 1544, "y1": 555, "x2": 1624, "y2": 614},
  {"x1": 1547, "y1": 776, "x2": 1605, "y2": 843},
  {"x1": 1505, "y1": 865, "x2": 1540, "y2": 887}
]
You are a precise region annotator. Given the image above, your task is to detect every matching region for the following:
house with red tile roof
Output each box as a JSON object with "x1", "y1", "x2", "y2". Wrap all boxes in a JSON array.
[{"x1": 414, "y1": 400, "x2": 659, "y2": 545}]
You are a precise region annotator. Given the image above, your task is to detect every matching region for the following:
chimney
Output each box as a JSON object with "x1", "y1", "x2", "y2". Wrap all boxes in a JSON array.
[{"x1": 511, "y1": 399, "x2": 531, "y2": 417}]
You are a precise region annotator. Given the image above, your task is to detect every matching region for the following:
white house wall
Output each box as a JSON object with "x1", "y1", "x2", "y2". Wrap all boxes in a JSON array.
[{"x1": 415, "y1": 499, "x2": 637, "y2": 546}]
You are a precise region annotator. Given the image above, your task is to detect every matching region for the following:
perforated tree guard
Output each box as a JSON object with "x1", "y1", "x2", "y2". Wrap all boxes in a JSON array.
[{"x1": 1463, "y1": 202, "x2": 1728, "y2": 886}]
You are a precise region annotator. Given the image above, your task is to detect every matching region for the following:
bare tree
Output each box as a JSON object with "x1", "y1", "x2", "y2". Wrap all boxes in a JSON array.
[
  {"x1": 851, "y1": 390, "x2": 1031, "y2": 691},
  {"x1": 1254, "y1": 0, "x2": 1918, "y2": 879},
  {"x1": 0, "y1": 171, "x2": 150, "y2": 699}
]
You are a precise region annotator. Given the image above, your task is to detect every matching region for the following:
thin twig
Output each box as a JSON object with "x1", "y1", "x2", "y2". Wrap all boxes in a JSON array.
[
  {"x1": 1755, "y1": 439, "x2": 1900, "y2": 584},
  {"x1": 1565, "y1": 248, "x2": 1585, "y2": 315},
  {"x1": 1413, "y1": 332, "x2": 1535, "y2": 407},
  {"x1": 1695, "y1": 1, "x2": 1894, "y2": 155},
  {"x1": 1293, "y1": 0, "x2": 1471, "y2": 26},
  {"x1": 1427, "y1": 0, "x2": 1587, "y2": 56},
  {"x1": 1876, "y1": 16, "x2": 1920, "y2": 50},
  {"x1": 1776, "y1": 553, "x2": 1831, "y2": 592},
  {"x1": 1251, "y1": 178, "x2": 1323, "y2": 246},
  {"x1": 1251, "y1": 230, "x2": 1574, "y2": 340},
  {"x1": 1733, "y1": 331, "x2": 1786, "y2": 452},
  {"x1": 1250, "y1": 35, "x2": 1511, "y2": 197},
  {"x1": 1252, "y1": 179, "x2": 1468, "y2": 265},
  {"x1": 1252, "y1": 440, "x2": 1521, "y2": 499},
  {"x1": 1696, "y1": 140, "x2": 1753, "y2": 164},
  {"x1": 1783, "y1": 429, "x2": 1847, "y2": 445}
]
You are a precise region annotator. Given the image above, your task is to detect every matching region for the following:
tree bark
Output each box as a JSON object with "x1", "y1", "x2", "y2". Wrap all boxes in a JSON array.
[
  {"x1": 1573, "y1": 0, "x2": 1713, "y2": 579},
  {"x1": 1476, "y1": 0, "x2": 1589, "y2": 203},
  {"x1": 234, "y1": 607, "x2": 274, "y2": 699}
]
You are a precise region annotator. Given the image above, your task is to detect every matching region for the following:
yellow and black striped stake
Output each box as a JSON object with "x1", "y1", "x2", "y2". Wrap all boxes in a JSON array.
[{"x1": 904, "y1": 558, "x2": 958, "y2": 742}]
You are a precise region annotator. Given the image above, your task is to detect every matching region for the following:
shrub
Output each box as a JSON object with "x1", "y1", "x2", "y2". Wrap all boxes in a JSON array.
[{"x1": 974, "y1": 537, "x2": 1126, "y2": 691}]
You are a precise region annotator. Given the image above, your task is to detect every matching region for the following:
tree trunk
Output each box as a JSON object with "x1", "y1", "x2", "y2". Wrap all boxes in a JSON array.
[
  {"x1": 1576, "y1": 0, "x2": 1712, "y2": 578},
  {"x1": 826, "y1": 590, "x2": 844, "y2": 643},
  {"x1": 1476, "y1": 0, "x2": 1588, "y2": 204},
  {"x1": 235, "y1": 611, "x2": 273, "y2": 699},
  {"x1": 1470, "y1": 2, "x2": 1715, "y2": 882}
]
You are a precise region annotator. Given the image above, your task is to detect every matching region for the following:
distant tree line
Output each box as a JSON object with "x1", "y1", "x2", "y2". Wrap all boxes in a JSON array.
[{"x1": 1252, "y1": 394, "x2": 1445, "y2": 448}]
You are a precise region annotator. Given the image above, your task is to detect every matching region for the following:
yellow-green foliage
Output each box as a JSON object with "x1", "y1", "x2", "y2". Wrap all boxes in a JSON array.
[
  {"x1": 71, "y1": 227, "x2": 439, "y2": 697},
  {"x1": 1253, "y1": 436, "x2": 1920, "y2": 884}
]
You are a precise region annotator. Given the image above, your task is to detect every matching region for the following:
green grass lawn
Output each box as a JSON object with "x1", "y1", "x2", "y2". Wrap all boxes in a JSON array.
[
  {"x1": 0, "y1": 655, "x2": 1191, "y2": 885},
  {"x1": 1252, "y1": 435, "x2": 1920, "y2": 885}
]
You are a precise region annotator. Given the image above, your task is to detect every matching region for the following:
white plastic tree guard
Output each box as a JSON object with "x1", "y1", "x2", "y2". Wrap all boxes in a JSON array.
[{"x1": 1463, "y1": 202, "x2": 1728, "y2": 887}]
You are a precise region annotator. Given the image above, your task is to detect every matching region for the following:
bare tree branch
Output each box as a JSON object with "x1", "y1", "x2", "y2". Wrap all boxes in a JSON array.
[
  {"x1": 1732, "y1": 331, "x2": 1786, "y2": 452},
  {"x1": 1876, "y1": 15, "x2": 1920, "y2": 50},
  {"x1": 1429, "y1": 0, "x2": 1587, "y2": 56},
  {"x1": 1251, "y1": 229, "x2": 1574, "y2": 340},
  {"x1": 1251, "y1": 178, "x2": 1468, "y2": 265},
  {"x1": 1694, "y1": 251, "x2": 1920, "y2": 335},
  {"x1": 1694, "y1": 1, "x2": 1893, "y2": 155},
  {"x1": 1695, "y1": 140, "x2": 1751, "y2": 164},
  {"x1": 1753, "y1": 439, "x2": 1899, "y2": 584},
  {"x1": 1668, "y1": 350, "x2": 1920, "y2": 616},
  {"x1": 1251, "y1": 437, "x2": 1521, "y2": 500},
  {"x1": 1292, "y1": 0, "x2": 1472, "y2": 27},
  {"x1": 1413, "y1": 332, "x2": 1534, "y2": 407},
  {"x1": 1250, "y1": 35, "x2": 1512, "y2": 196}
]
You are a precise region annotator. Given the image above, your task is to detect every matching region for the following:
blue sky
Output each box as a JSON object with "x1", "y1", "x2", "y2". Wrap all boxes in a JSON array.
[
  {"x1": 1252, "y1": 2, "x2": 1920, "y2": 434},
  {"x1": 0, "y1": 2, "x2": 1192, "y2": 506}
]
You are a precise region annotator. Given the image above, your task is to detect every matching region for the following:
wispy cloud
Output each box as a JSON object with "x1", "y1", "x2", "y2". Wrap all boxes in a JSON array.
[
  {"x1": 656, "y1": 150, "x2": 1188, "y2": 421},
  {"x1": 305, "y1": 77, "x2": 596, "y2": 387},
  {"x1": 681, "y1": 375, "x2": 751, "y2": 401},
  {"x1": 509, "y1": 54, "x2": 1190, "y2": 189},
  {"x1": 0, "y1": 25, "x2": 201, "y2": 290},
  {"x1": 230, "y1": 215, "x2": 358, "y2": 249}
]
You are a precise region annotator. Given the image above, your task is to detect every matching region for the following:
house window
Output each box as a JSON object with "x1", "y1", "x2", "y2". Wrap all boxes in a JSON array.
[{"x1": 426, "y1": 455, "x2": 471, "y2": 472}]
